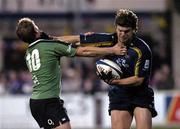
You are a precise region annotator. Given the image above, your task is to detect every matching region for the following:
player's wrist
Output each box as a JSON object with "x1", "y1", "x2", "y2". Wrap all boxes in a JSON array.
[
  {"x1": 75, "y1": 35, "x2": 80, "y2": 42},
  {"x1": 108, "y1": 47, "x2": 115, "y2": 55},
  {"x1": 109, "y1": 79, "x2": 118, "y2": 85}
]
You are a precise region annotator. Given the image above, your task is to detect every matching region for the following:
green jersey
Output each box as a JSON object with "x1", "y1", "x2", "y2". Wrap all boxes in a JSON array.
[{"x1": 25, "y1": 39, "x2": 76, "y2": 99}]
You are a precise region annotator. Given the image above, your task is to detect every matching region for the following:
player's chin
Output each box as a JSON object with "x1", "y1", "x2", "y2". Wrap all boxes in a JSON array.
[
  {"x1": 122, "y1": 39, "x2": 129, "y2": 43},
  {"x1": 118, "y1": 38, "x2": 127, "y2": 43}
]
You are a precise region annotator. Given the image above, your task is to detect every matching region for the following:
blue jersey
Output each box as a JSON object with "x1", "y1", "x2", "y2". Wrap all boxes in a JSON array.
[
  {"x1": 91, "y1": 34, "x2": 158, "y2": 117},
  {"x1": 80, "y1": 33, "x2": 117, "y2": 47},
  {"x1": 106, "y1": 35, "x2": 152, "y2": 88}
]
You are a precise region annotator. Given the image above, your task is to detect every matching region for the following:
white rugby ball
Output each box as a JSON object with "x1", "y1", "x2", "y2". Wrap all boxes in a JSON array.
[{"x1": 96, "y1": 59, "x2": 122, "y2": 79}]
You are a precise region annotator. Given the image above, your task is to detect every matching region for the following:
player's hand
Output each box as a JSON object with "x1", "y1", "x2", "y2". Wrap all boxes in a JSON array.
[
  {"x1": 112, "y1": 43, "x2": 127, "y2": 55},
  {"x1": 96, "y1": 68, "x2": 114, "y2": 84}
]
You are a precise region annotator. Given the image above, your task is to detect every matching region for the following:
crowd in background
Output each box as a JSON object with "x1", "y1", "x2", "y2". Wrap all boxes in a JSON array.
[
  {"x1": 0, "y1": 57, "x2": 174, "y2": 96},
  {"x1": 0, "y1": 61, "x2": 174, "y2": 96},
  {"x1": 0, "y1": 12, "x2": 175, "y2": 95}
]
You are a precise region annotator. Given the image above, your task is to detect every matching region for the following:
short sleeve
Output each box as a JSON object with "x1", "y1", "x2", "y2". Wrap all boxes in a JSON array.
[{"x1": 54, "y1": 42, "x2": 76, "y2": 57}]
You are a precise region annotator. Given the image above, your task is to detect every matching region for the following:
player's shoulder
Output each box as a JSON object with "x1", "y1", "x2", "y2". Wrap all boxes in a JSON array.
[
  {"x1": 28, "y1": 39, "x2": 68, "y2": 48},
  {"x1": 133, "y1": 36, "x2": 151, "y2": 52},
  {"x1": 133, "y1": 36, "x2": 149, "y2": 47},
  {"x1": 129, "y1": 36, "x2": 152, "y2": 58}
]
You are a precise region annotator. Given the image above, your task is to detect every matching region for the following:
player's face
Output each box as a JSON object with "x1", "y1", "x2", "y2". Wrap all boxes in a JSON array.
[{"x1": 116, "y1": 25, "x2": 134, "y2": 44}]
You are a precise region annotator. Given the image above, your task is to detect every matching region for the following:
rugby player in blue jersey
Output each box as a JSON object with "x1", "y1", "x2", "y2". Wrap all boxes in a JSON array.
[{"x1": 97, "y1": 9, "x2": 157, "y2": 129}]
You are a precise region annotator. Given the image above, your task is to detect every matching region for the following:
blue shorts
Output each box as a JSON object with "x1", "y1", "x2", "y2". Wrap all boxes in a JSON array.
[{"x1": 108, "y1": 86, "x2": 157, "y2": 117}]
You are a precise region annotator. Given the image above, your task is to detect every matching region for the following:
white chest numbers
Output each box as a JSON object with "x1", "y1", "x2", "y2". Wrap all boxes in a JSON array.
[{"x1": 26, "y1": 49, "x2": 41, "y2": 72}]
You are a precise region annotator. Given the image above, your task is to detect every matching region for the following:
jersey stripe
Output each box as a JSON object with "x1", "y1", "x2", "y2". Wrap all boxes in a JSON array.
[{"x1": 132, "y1": 47, "x2": 142, "y2": 76}]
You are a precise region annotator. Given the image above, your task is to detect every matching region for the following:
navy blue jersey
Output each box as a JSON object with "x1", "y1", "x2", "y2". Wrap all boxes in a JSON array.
[
  {"x1": 106, "y1": 35, "x2": 152, "y2": 88},
  {"x1": 80, "y1": 33, "x2": 117, "y2": 47}
]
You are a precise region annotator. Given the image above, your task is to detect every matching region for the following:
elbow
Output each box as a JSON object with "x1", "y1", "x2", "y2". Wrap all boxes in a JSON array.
[
  {"x1": 134, "y1": 77, "x2": 144, "y2": 86},
  {"x1": 76, "y1": 47, "x2": 95, "y2": 57},
  {"x1": 76, "y1": 47, "x2": 85, "y2": 56}
]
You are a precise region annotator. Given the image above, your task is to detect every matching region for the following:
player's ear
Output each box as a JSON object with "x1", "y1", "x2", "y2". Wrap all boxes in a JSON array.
[
  {"x1": 133, "y1": 26, "x2": 138, "y2": 33},
  {"x1": 114, "y1": 25, "x2": 118, "y2": 32},
  {"x1": 114, "y1": 22, "x2": 117, "y2": 29},
  {"x1": 133, "y1": 29, "x2": 137, "y2": 34}
]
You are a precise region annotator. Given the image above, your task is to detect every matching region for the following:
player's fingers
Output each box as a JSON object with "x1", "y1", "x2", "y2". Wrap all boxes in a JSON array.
[
  {"x1": 107, "y1": 68, "x2": 112, "y2": 76},
  {"x1": 96, "y1": 71, "x2": 105, "y2": 80},
  {"x1": 97, "y1": 71, "x2": 103, "y2": 78},
  {"x1": 96, "y1": 71, "x2": 100, "y2": 76},
  {"x1": 96, "y1": 70, "x2": 102, "y2": 77},
  {"x1": 107, "y1": 68, "x2": 112, "y2": 72},
  {"x1": 108, "y1": 78, "x2": 114, "y2": 85}
]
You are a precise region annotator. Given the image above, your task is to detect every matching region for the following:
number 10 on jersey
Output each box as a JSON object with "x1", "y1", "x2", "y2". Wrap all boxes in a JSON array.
[{"x1": 26, "y1": 49, "x2": 41, "y2": 72}]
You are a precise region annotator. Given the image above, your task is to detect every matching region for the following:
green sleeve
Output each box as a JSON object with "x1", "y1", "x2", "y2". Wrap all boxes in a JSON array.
[{"x1": 54, "y1": 42, "x2": 76, "y2": 57}]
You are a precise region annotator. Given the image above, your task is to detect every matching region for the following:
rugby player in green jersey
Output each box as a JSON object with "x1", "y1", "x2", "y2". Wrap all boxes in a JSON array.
[{"x1": 16, "y1": 18, "x2": 126, "y2": 129}]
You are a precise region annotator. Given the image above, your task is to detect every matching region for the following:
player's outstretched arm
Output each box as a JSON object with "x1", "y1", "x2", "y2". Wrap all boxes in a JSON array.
[
  {"x1": 53, "y1": 35, "x2": 80, "y2": 45},
  {"x1": 75, "y1": 43, "x2": 126, "y2": 57},
  {"x1": 58, "y1": 32, "x2": 93, "y2": 46}
]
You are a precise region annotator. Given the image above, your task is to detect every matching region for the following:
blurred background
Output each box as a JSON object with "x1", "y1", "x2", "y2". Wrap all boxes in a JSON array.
[{"x1": 0, "y1": 0, "x2": 180, "y2": 129}]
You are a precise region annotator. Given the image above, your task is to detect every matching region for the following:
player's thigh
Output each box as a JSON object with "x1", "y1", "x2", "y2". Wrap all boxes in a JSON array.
[
  {"x1": 134, "y1": 107, "x2": 152, "y2": 129},
  {"x1": 53, "y1": 121, "x2": 71, "y2": 129},
  {"x1": 111, "y1": 110, "x2": 133, "y2": 129}
]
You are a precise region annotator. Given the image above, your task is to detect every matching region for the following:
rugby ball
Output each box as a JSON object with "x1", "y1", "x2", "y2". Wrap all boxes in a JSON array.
[{"x1": 96, "y1": 59, "x2": 122, "y2": 79}]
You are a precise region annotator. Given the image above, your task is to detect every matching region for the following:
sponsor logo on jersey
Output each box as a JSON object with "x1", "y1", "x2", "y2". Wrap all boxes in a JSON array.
[
  {"x1": 116, "y1": 58, "x2": 129, "y2": 68},
  {"x1": 144, "y1": 60, "x2": 150, "y2": 69}
]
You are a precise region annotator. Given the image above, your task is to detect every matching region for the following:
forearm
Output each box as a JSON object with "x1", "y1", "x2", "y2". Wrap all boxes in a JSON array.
[
  {"x1": 111, "y1": 76, "x2": 144, "y2": 86},
  {"x1": 76, "y1": 46, "x2": 114, "y2": 57}
]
